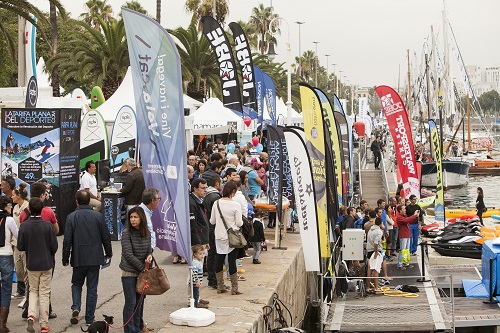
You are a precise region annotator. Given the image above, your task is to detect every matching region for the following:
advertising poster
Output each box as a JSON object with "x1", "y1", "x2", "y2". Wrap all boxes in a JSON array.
[
  {"x1": 110, "y1": 105, "x2": 137, "y2": 172},
  {"x1": 1, "y1": 108, "x2": 60, "y2": 216},
  {"x1": 80, "y1": 109, "x2": 108, "y2": 172}
]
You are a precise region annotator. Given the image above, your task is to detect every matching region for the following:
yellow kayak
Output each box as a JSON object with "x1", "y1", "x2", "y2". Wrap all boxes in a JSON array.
[{"x1": 426, "y1": 207, "x2": 500, "y2": 218}]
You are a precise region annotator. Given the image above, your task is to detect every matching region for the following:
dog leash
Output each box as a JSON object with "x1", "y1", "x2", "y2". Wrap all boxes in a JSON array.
[{"x1": 105, "y1": 262, "x2": 151, "y2": 330}]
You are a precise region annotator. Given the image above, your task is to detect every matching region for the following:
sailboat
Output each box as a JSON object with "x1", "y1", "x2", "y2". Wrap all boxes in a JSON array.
[{"x1": 417, "y1": 15, "x2": 469, "y2": 188}]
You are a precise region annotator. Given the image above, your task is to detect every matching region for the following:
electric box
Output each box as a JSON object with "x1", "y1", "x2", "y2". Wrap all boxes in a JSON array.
[{"x1": 342, "y1": 229, "x2": 365, "y2": 261}]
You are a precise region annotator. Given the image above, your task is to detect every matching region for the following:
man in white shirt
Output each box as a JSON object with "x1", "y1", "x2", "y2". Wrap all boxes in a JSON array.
[{"x1": 80, "y1": 161, "x2": 101, "y2": 212}]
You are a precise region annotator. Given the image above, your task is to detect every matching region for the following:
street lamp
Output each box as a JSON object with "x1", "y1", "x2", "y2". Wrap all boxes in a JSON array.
[
  {"x1": 325, "y1": 54, "x2": 330, "y2": 92},
  {"x1": 313, "y1": 41, "x2": 320, "y2": 86},
  {"x1": 268, "y1": 17, "x2": 293, "y2": 126},
  {"x1": 295, "y1": 21, "x2": 305, "y2": 77}
]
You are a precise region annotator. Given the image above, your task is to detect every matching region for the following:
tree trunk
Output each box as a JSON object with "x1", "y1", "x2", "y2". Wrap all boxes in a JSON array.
[
  {"x1": 50, "y1": 3, "x2": 60, "y2": 97},
  {"x1": 156, "y1": 0, "x2": 161, "y2": 23}
]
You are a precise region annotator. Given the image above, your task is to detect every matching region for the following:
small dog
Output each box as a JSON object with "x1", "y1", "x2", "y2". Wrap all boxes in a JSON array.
[{"x1": 80, "y1": 315, "x2": 114, "y2": 333}]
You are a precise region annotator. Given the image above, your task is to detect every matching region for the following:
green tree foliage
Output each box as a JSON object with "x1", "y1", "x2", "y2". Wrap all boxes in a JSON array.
[
  {"x1": 478, "y1": 90, "x2": 500, "y2": 115},
  {"x1": 185, "y1": 0, "x2": 229, "y2": 30},
  {"x1": 46, "y1": 17, "x2": 128, "y2": 98},
  {"x1": 248, "y1": 4, "x2": 279, "y2": 55},
  {"x1": 168, "y1": 24, "x2": 220, "y2": 101},
  {"x1": 79, "y1": 0, "x2": 114, "y2": 31},
  {"x1": 121, "y1": 1, "x2": 149, "y2": 17},
  {"x1": 0, "y1": 9, "x2": 17, "y2": 86}
]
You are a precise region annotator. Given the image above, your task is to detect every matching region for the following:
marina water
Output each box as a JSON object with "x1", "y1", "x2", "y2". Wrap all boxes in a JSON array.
[{"x1": 446, "y1": 175, "x2": 500, "y2": 207}]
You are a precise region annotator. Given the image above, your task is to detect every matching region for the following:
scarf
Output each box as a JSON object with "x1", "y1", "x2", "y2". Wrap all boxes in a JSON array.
[{"x1": 0, "y1": 209, "x2": 11, "y2": 247}]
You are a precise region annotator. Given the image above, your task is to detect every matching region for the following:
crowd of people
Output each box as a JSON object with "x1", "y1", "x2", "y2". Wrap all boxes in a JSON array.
[
  {"x1": 335, "y1": 190, "x2": 424, "y2": 293},
  {"x1": 0, "y1": 136, "x2": 275, "y2": 333}
]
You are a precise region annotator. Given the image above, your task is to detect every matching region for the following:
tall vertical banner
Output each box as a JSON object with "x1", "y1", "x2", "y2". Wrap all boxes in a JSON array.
[
  {"x1": 300, "y1": 84, "x2": 330, "y2": 258},
  {"x1": 267, "y1": 126, "x2": 283, "y2": 223},
  {"x1": 358, "y1": 96, "x2": 368, "y2": 119},
  {"x1": 283, "y1": 127, "x2": 321, "y2": 272},
  {"x1": 429, "y1": 120, "x2": 444, "y2": 221},
  {"x1": 375, "y1": 85, "x2": 420, "y2": 199},
  {"x1": 262, "y1": 72, "x2": 277, "y2": 126},
  {"x1": 277, "y1": 126, "x2": 294, "y2": 211},
  {"x1": 254, "y1": 66, "x2": 265, "y2": 124},
  {"x1": 333, "y1": 96, "x2": 350, "y2": 200},
  {"x1": 202, "y1": 16, "x2": 243, "y2": 113},
  {"x1": 123, "y1": 9, "x2": 191, "y2": 263},
  {"x1": 315, "y1": 88, "x2": 343, "y2": 208},
  {"x1": 228, "y1": 22, "x2": 257, "y2": 112}
]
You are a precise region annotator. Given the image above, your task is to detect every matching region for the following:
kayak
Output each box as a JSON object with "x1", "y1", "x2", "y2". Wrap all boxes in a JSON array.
[
  {"x1": 418, "y1": 195, "x2": 435, "y2": 209},
  {"x1": 426, "y1": 207, "x2": 500, "y2": 218},
  {"x1": 492, "y1": 215, "x2": 500, "y2": 221}
]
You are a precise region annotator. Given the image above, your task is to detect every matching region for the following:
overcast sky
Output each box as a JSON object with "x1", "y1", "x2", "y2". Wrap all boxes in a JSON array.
[{"x1": 32, "y1": 0, "x2": 500, "y2": 88}]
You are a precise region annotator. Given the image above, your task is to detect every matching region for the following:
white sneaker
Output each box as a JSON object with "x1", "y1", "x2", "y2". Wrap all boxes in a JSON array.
[{"x1": 18, "y1": 297, "x2": 26, "y2": 308}]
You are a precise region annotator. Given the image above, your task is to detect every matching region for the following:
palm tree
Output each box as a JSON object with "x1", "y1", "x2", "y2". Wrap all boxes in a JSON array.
[
  {"x1": 168, "y1": 24, "x2": 220, "y2": 101},
  {"x1": 156, "y1": 0, "x2": 161, "y2": 23},
  {"x1": 185, "y1": 0, "x2": 229, "y2": 30},
  {"x1": 47, "y1": 17, "x2": 128, "y2": 98},
  {"x1": 79, "y1": 0, "x2": 113, "y2": 31},
  {"x1": 248, "y1": 4, "x2": 279, "y2": 55},
  {"x1": 232, "y1": 20, "x2": 258, "y2": 52},
  {"x1": 119, "y1": 1, "x2": 149, "y2": 17},
  {"x1": 296, "y1": 50, "x2": 315, "y2": 82},
  {"x1": 0, "y1": 0, "x2": 66, "y2": 63}
]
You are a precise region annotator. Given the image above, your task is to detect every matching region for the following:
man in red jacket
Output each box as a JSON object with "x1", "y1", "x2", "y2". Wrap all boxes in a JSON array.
[{"x1": 396, "y1": 205, "x2": 419, "y2": 270}]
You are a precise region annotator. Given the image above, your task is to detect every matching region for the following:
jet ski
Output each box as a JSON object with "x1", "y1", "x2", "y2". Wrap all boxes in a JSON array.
[{"x1": 430, "y1": 220, "x2": 483, "y2": 259}]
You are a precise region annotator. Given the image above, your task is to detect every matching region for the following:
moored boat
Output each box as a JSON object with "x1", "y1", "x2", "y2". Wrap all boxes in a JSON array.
[
  {"x1": 419, "y1": 160, "x2": 469, "y2": 188},
  {"x1": 426, "y1": 207, "x2": 500, "y2": 218}
]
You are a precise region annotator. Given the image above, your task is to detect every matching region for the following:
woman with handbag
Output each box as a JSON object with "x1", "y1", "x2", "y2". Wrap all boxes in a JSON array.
[
  {"x1": 210, "y1": 181, "x2": 244, "y2": 295},
  {"x1": 120, "y1": 207, "x2": 152, "y2": 333}
]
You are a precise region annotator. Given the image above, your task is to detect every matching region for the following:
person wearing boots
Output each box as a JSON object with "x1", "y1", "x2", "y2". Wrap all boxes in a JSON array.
[
  {"x1": 0, "y1": 196, "x2": 17, "y2": 333},
  {"x1": 209, "y1": 181, "x2": 244, "y2": 295}
]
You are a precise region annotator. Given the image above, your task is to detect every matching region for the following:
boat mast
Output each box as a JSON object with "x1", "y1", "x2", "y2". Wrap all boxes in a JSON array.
[
  {"x1": 407, "y1": 49, "x2": 412, "y2": 122},
  {"x1": 425, "y1": 53, "x2": 432, "y2": 152},
  {"x1": 467, "y1": 94, "x2": 471, "y2": 152}
]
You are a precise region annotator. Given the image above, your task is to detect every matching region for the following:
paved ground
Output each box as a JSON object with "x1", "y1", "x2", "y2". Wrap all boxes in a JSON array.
[
  {"x1": 7, "y1": 226, "x2": 301, "y2": 333},
  {"x1": 7, "y1": 236, "x2": 203, "y2": 333}
]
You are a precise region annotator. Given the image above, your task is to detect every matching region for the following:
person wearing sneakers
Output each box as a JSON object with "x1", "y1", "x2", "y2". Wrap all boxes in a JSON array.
[
  {"x1": 62, "y1": 191, "x2": 112, "y2": 326},
  {"x1": 248, "y1": 211, "x2": 265, "y2": 264},
  {"x1": 396, "y1": 204, "x2": 419, "y2": 270},
  {"x1": 189, "y1": 244, "x2": 209, "y2": 309},
  {"x1": 210, "y1": 181, "x2": 244, "y2": 295},
  {"x1": 17, "y1": 198, "x2": 58, "y2": 333}
]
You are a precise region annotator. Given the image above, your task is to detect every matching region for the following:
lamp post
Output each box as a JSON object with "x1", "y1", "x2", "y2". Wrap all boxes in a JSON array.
[
  {"x1": 338, "y1": 70, "x2": 343, "y2": 97},
  {"x1": 313, "y1": 41, "x2": 320, "y2": 86},
  {"x1": 295, "y1": 21, "x2": 305, "y2": 78},
  {"x1": 268, "y1": 17, "x2": 293, "y2": 126},
  {"x1": 325, "y1": 54, "x2": 330, "y2": 91}
]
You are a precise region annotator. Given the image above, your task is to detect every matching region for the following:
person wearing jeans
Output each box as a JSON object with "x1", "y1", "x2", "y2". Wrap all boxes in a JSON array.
[
  {"x1": 119, "y1": 207, "x2": 152, "y2": 333},
  {"x1": 395, "y1": 204, "x2": 419, "y2": 270},
  {"x1": 0, "y1": 196, "x2": 17, "y2": 333},
  {"x1": 62, "y1": 190, "x2": 112, "y2": 325},
  {"x1": 248, "y1": 215, "x2": 265, "y2": 264}
]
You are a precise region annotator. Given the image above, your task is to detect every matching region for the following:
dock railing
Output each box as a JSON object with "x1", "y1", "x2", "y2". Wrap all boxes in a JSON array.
[{"x1": 380, "y1": 152, "x2": 390, "y2": 201}]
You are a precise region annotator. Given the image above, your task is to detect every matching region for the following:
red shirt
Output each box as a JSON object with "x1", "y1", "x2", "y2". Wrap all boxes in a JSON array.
[
  {"x1": 396, "y1": 214, "x2": 417, "y2": 239},
  {"x1": 19, "y1": 207, "x2": 57, "y2": 225}
]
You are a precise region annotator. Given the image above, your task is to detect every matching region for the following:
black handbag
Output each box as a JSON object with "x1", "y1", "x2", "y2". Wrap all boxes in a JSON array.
[
  {"x1": 217, "y1": 201, "x2": 247, "y2": 248},
  {"x1": 241, "y1": 215, "x2": 254, "y2": 240}
]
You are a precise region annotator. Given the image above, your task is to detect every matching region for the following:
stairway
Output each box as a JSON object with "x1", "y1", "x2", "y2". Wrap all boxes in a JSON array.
[{"x1": 360, "y1": 149, "x2": 387, "y2": 207}]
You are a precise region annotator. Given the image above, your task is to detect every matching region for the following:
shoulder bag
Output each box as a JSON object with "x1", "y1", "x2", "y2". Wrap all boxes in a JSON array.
[
  {"x1": 136, "y1": 256, "x2": 170, "y2": 295},
  {"x1": 217, "y1": 201, "x2": 247, "y2": 249}
]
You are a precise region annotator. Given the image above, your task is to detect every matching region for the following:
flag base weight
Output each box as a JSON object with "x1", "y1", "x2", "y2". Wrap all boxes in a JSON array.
[{"x1": 169, "y1": 299, "x2": 215, "y2": 327}]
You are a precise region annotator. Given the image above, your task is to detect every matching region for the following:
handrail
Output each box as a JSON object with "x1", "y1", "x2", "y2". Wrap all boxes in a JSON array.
[{"x1": 380, "y1": 152, "x2": 390, "y2": 202}]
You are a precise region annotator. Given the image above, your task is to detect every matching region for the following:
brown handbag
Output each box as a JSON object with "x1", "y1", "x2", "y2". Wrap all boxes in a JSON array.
[
  {"x1": 136, "y1": 256, "x2": 170, "y2": 295},
  {"x1": 217, "y1": 201, "x2": 247, "y2": 249}
]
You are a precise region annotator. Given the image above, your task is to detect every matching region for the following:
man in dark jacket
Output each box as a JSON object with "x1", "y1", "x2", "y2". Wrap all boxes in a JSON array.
[
  {"x1": 190, "y1": 178, "x2": 209, "y2": 249},
  {"x1": 201, "y1": 161, "x2": 222, "y2": 183},
  {"x1": 203, "y1": 175, "x2": 222, "y2": 289},
  {"x1": 17, "y1": 198, "x2": 58, "y2": 333},
  {"x1": 119, "y1": 158, "x2": 145, "y2": 210},
  {"x1": 370, "y1": 136, "x2": 384, "y2": 169},
  {"x1": 62, "y1": 190, "x2": 112, "y2": 326}
]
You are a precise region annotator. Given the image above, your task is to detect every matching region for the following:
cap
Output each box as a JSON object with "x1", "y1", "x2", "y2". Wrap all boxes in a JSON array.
[{"x1": 251, "y1": 157, "x2": 263, "y2": 165}]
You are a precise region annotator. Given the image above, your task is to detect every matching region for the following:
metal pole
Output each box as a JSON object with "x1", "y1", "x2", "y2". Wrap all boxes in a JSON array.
[
  {"x1": 313, "y1": 41, "x2": 319, "y2": 86},
  {"x1": 286, "y1": 26, "x2": 292, "y2": 126},
  {"x1": 18, "y1": 16, "x2": 26, "y2": 87},
  {"x1": 325, "y1": 54, "x2": 330, "y2": 90},
  {"x1": 416, "y1": 241, "x2": 430, "y2": 282},
  {"x1": 295, "y1": 22, "x2": 304, "y2": 78}
]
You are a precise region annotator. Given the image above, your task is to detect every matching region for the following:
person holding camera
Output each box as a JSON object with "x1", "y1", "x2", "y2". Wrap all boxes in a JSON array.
[
  {"x1": 405, "y1": 194, "x2": 423, "y2": 255},
  {"x1": 395, "y1": 205, "x2": 420, "y2": 270}
]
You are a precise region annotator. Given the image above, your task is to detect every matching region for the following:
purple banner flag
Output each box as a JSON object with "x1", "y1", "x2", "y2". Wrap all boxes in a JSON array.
[{"x1": 122, "y1": 9, "x2": 191, "y2": 263}]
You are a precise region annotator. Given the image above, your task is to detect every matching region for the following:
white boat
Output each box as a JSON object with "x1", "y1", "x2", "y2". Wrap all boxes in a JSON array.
[{"x1": 419, "y1": 160, "x2": 469, "y2": 188}]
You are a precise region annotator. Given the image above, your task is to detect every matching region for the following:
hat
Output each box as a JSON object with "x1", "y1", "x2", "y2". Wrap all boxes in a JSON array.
[{"x1": 251, "y1": 157, "x2": 263, "y2": 165}]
